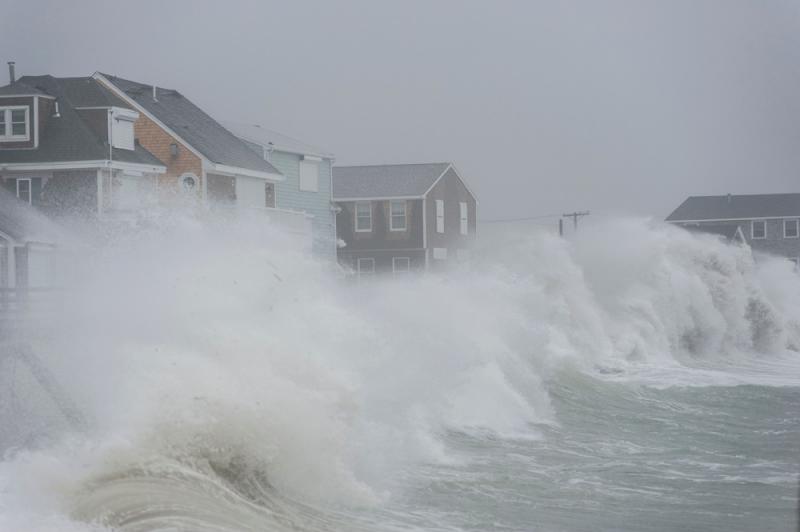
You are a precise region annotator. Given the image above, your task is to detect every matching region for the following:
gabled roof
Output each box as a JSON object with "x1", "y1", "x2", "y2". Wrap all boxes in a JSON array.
[
  {"x1": 0, "y1": 75, "x2": 164, "y2": 169},
  {"x1": 99, "y1": 74, "x2": 282, "y2": 177},
  {"x1": 681, "y1": 224, "x2": 744, "y2": 242},
  {"x1": 0, "y1": 188, "x2": 60, "y2": 244},
  {"x1": 333, "y1": 162, "x2": 452, "y2": 200},
  {"x1": 223, "y1": 122, "x2": 334, "y2": 159},
  {"x1": 666, "y1": 193, "x2": 800, "y2": 221},
  {"x1": 0, "y1": 81, "x2": 53, "y2": 98}
]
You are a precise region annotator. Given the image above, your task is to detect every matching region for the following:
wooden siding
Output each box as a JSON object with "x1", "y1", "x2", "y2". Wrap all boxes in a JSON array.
[
  {"x1": 269, "y1": 150, "x2": 336, "y2": 260},
  {"x1": 425, "y1": 167, "x2": 477, "y2": 266},
  {"x1": 336, "y1": 199, "x2": 424, "y2": 253}
]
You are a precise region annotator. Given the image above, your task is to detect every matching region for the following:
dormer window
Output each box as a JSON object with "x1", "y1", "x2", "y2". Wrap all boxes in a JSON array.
[{"x1": 0, "y1": 106, "x2": 30, "y2": 141}]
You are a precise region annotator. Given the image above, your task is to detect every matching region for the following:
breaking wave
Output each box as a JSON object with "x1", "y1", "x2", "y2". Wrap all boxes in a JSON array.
[{"x1": 1, "y1": 215, "x2": 799, "y2": 531}]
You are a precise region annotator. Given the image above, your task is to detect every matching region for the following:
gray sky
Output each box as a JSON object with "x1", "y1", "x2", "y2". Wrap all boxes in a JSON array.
[{"x1": 3, "y1": 0, "x2": 799, "y2": 221}]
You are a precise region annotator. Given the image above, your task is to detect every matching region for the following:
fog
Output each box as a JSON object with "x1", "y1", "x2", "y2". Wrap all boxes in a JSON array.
[{"x1": 3, "y1": 0, "x2": 799, "y2": 222}]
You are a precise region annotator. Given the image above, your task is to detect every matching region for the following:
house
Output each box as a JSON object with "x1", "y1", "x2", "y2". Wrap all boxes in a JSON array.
[
  {"x1": 0, "y1": 64, "x2": 167, "y2": 219},
  {"x1": 224, "y1": 122, "x2": 337, "y2": 260},
  {"x1": 666, "y1": 193, "x2": 800, "y2": 266},
  {"x1": 0, "y1": 187, "x2": 60, "y2": 294},
  {"x1": 332, "y1": 162, "x2": 477, "y2": 276}
]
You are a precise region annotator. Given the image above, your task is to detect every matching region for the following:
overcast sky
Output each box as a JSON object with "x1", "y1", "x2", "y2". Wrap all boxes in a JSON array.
[{"x1": 3, "y1": 0, "x2": 799, "y2": 221}]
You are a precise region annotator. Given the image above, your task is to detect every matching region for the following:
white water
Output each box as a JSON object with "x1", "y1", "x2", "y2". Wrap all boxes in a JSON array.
[{"x1": 1, "y1": 215, "x2": 799, "y2": 531}]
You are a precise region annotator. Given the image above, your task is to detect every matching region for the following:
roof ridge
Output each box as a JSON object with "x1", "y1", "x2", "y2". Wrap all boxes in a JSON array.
[{"x1": 335, "y1": 162, "x2": 450, "y2": 169}]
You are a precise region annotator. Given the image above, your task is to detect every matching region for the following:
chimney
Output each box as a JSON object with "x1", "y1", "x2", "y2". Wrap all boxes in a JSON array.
[
  {"x1": 8, "y1": 61, "x2": 15, "y2": 84},
  {"x1": 152, "y1": 84, "x2": 158, "y2": 102}
]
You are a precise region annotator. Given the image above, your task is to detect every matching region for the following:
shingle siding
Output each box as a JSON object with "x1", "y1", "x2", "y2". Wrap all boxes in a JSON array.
[{"x1": 269, "y1": 150, "x2": 336, "y2": 260}]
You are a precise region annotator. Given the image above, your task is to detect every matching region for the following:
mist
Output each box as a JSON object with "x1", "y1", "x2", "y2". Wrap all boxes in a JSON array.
[{"x1": 4, "y1": 0, "x2": 800, "y2": 221}]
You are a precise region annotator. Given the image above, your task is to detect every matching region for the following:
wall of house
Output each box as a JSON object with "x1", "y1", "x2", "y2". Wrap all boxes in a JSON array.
[
  {"x1": 133, "y1": 112, "x2": 202, "y2": 195},
  {"x1": 269, "y1": 150, "x2": 336, "y2": 260},
  {"x1": 424, "y1": 167, "x2": 477, "y2": 267},
  {"x1": 336, "y1": 198, "x2": 424, "y2": 254},
  {"x1": 679, "y1": 219, "x2": 800, "y2": 261},
  {"x1": 338, "y1": 249, "x2": 426, "y2": 276},
  {"x1": 0, "y1": 96, "x2": 37, "y2": 150}
]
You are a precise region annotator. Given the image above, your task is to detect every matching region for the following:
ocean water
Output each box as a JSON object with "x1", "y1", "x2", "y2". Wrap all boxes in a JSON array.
[{"x1": 0, "y1": 215, "x2": 798, "y2": 531}]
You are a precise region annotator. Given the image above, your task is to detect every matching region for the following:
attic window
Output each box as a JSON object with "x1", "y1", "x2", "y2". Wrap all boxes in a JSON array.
[{"x1": 0, "y1": 106, "x2": 30, "y2": 141}]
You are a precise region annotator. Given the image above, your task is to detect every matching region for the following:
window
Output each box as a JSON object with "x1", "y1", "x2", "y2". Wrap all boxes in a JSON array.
[
  {"x1": 751, "y1": 220, "x2": 767, "y2": 239},
  {"x1": 436, "y1": 199, "x2": 444, "y2": 233},
  {"x1": 457, "y1": 248, "x2": 470, "y2": 262},
  {"x1": 357, "y1": 257, "x2": 375, "y2": 277},
  {"x1": 0, "y1": 106, "x2": 30, "y2": 141},
  {"x1": 299, "y1": 160, "x2": 319, "y2": 192},
  {"x1": 433, "y1": 247, "x2": 447, "y2": 260},
  {"x1": 355, "y1": 201, "x2": 372, "y2": 232},
  {"x1": 784, "y1": 219, "x2": 799, "y2": 239},
  {"x1": 180, "y1": 174, "x2": 197, "y2": 193},
  {"x1": 16, "y1": 178, "x2": 31, "y2": 204},
  {"x1": 390, "y1": 200, "x2": 407, "y2": 231},
  {"x1": 265, "y1": 182, "x2": 275, "y2": 208},
  {"x1": 392, "y1": 257, "x2": 410, "y2": 275},
  {"x1": 459, "y1": 201, "x2": 468, "y2": 235}
]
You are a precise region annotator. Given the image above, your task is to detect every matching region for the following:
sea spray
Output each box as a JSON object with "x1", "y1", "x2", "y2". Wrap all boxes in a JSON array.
[{"x1": 1, "y1": 213, "x2": 798, "y2": 531}]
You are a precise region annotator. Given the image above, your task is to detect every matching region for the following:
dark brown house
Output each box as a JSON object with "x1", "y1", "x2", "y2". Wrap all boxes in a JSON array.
[{"x1": 333, "y1": 162, "x2": 477, "y2": 276}]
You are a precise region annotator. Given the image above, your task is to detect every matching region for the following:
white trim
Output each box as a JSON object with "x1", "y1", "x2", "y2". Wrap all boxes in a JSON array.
[
  {"x1": 0, "y1": 105, "x2": 31, "y2": 141},
  {"x1": 422, "y1": 164, "x2": 452, "y2": 197},
  {"x1": 15, "y1": 177, "x2": 32, "y2": 204},
  {"x1": 389, "y1": 200, "x2": 407, "y2": 232},
  {"x1": 392, "y1": 256, "x2": 410, "y2": 275},
  {"x1": 93, "y1": 73, "x2": 208, "y2": 162},
  {"x1": 441, "y1": 162, "x2": 480, "y2": 204},
  {"x1": 356, "y1": 257, "x2": 375, "y2": 276},
  {"x1": 179, "y1": 172, "x2": 199, "y2": 194},
  {"x1": 735, "y1": 226, "x2": 746, "y2": 243},
  {"x1": 422, "y1": 197, "x2": 428, "y2": 250},
  {"x1": 355, "y1": 201, "x2": 372, "y2": 232},
  {"x1": 303, "y1": 155, "x2": 323, "y2": 163},
  {"x1": 33, "y1": 96, "x2": 39, "y2": 148},
  {"x1": 0, "y1": 159, "x2": 166, "y2": 174},
  {"x1": 751, "y1": 220, "x2": 767, "y2": 240},
  {"x1": 208, "y1": 162, "x2": 284, "y2": 182},
  {"x1": 783, "y1": 219, "x2": 799, "y2": 239}
]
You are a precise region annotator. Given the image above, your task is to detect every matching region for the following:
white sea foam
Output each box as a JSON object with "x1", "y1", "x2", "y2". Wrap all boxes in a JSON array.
[{"x1": 0, "y1": 214, "x2": 798, "y2": 531}]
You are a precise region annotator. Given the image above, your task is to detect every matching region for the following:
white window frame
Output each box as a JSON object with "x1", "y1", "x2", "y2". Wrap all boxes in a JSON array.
[
  {"x1": 389, "y1": 200, "x2": 407, "y2": 231},
  {"x1": 16, "y1": 178, "x2": 32, "y2": 204},
  {"x1": 432, "y1": 247, "x2": 447, "y2": 260},
  {"x1": 459, "y1": 201, "x2": 468, "y2": 235},
  {"x1": 298, "y1": 160, "x2": 319, "y2": 192},
  {"x1": 436, "y1": 199, "x2": 444, "y2": 233},
  {"x1": 392, "y1": 256, "x2": 410, "y2": 275},
  {"x1": 355, "y1": 201, "x2": 372, "y2": 232},
  {"x1": 357, "y1": 257, "x2": 375, "y2": 277},
  {"x1": 783, "y1": 219, "x2": 799, "y2": 239},
  {"x1": 751, "y1": 220, "x2": 767, "y2": 240},
  {"x1": 0, "y1": 106, "x2": 30, "y2": 141}
]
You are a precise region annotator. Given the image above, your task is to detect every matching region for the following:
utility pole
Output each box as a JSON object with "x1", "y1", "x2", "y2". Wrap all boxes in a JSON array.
[{"x1": 562, "y1": 211, "x2": 590, "y2": 231}]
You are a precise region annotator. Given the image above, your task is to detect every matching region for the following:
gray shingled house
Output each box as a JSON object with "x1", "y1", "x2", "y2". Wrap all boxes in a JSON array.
[
  {"x1": 666, "y1": 193, "x2": 800, "y2": 266},
  {"x1": 0, "y1": 66, "x2": 167, "y2": 219},
  {"x1": 333, "y1": 162, "x2": 477, "y2": 275}
]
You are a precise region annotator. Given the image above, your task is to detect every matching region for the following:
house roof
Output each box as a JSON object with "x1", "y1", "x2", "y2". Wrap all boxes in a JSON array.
[
  {"x1": 0, "y1": 188, "x2": 60, "y2": 243},
  {"x1": 681, "y1": 224, "x2": 743, "y2": 241},
  {"x1": 223, "y1": 122, "x2": 334, "y2": 159},
  {"x1": 666, "y1": 193, "x2": 800, "y2": 221},
  {"x1": 0, "y1": 75, "x2": 164, "y2": 168},
  {"x1": 100, "y1": 74, "x2": 282, "y2": 177},
  {"x1": 0, "y1": 81, "x2": 52, "y2": 97},
  {"x1": 333, "y1": 162, "x2": 451, "y2": 199}
]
